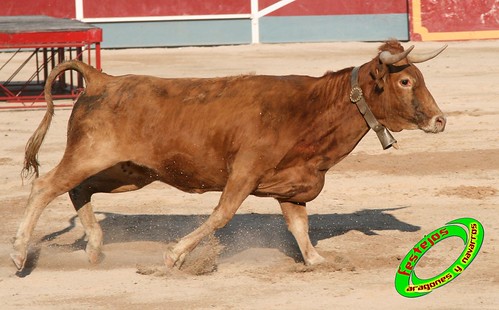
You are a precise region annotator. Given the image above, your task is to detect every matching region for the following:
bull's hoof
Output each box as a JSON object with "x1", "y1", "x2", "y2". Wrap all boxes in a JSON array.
[
  {"x1": 164, "y1": 248, "x2": 178, "y2": 268},
  {"x1": 86, "y1": 246, "x2": 104, "y2": 265},
  {"x1": 304, "y1": 253, "x2": 326, "y2": 266},
  {"x1": 163, "y1": 248, "x2": 186, "y2": 269},
  {"x1": 10, "y1": 252, "x2": 26, "y2": 271}
]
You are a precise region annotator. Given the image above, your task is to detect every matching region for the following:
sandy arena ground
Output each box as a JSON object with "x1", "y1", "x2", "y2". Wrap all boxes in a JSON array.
[{"x1": 0, "y1": 41, "x2": 498, "y2": 309}]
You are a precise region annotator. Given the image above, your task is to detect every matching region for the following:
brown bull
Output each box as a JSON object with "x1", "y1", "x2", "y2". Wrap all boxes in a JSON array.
[{"x1": 11, "y1": 41, "x2": 446, "y2": 271}]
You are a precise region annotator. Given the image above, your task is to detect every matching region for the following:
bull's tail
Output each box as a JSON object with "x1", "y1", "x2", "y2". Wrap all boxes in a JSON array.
[{"x1": 22, "y1": 60, "x2": 101, "y2": 178}]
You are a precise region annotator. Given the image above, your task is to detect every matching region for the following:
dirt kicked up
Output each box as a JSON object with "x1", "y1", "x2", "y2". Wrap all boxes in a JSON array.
[{"x1": 0, "y1": 41, "x2": 498, "y2": 309}]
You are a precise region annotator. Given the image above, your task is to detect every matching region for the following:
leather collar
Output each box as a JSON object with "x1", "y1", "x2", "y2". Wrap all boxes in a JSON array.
[{"x1": 350, "y1": 66, "x2": 397, "y2": 150}]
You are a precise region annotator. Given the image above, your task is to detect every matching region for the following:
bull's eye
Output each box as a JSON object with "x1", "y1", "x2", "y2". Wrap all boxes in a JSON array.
[{"x1": 400, "y1": 79, "x2": 412, "y2": 87}]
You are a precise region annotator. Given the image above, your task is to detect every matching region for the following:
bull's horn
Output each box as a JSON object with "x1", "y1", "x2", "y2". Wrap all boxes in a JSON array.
[
  {"x1": 407, "y1": 45, "x2": 448, "y2": 63},
  {"x1": 379, "y1": 45, "x2": 414, "y2": 65}
]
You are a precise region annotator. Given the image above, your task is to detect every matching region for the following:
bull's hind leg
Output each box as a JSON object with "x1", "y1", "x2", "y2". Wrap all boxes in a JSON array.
[
  {"x1": 11, "y1": 153, "x2": 121, "y2": 270},
  {"x1": 279, "y1": 201, "x2": 325, "y2": 265},
  {"x1": 69, "y1": 162, "x2": 156, "y2": 264},
  {"x1": 71, "y1": 198, "x2": 103, "y2": 264}
]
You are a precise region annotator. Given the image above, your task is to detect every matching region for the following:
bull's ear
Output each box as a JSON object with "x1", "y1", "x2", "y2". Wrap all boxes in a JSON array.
[{"x1": 370, "y1": 62, "x2": 388, "y2": 91}]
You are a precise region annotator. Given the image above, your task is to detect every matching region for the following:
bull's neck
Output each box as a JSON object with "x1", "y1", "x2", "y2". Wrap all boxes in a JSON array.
[{"x1": 313, "y1": 68, "x2": 372, "y2": 169}]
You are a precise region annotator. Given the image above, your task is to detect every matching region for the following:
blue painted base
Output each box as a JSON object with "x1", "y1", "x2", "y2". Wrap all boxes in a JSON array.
[
  {"x1": 93, "y1": 19, "x2": 252, "y2": 48},
  {"x1": 260, "y1": 14, "x2": 409, "y2": 43},
  {"x1": 92, "y1": 14, "x2": 408, "y2": 48}
]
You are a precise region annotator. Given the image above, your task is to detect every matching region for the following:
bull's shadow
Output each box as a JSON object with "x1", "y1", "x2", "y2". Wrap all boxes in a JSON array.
[{"x1": 42, "y1": 207, "x2": 419, "y2": 262}]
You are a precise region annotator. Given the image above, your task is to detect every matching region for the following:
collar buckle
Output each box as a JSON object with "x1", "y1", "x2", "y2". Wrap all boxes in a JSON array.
[{"x1": 349, "y1": 86, "x2": 363, "y2": 103}]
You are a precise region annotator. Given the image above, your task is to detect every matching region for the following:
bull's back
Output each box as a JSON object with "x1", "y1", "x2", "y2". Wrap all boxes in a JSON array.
[{"x1": 70, "y1": 73, "x2": 321, "y2": 192}]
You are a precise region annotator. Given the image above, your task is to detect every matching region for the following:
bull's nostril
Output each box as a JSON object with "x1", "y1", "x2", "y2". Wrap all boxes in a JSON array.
[{"x1": 435, "y1": 115, "x2": 446, "y2": 131}]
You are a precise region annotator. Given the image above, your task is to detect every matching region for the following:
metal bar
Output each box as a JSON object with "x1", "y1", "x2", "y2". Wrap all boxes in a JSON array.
[
  {"x1": 14, "y1": 48, "x2": 56, "y2": 97},
  {"x1": 57, "y1": 48, "x2": 65, "y2": 92},
  {"x1": 95, "y1": 42, "x2": 101, "y2": 70},
  {"x1": 77, "y1": 46, "x2": 84, "y2": 90},
  {"x1": 255, "y1": 0, "x2": 296, "y2": 18},
  {"x1": 18, "y1": 69, "x2": 43, "y2": 97},
  {"x1": 0, "y1": 49, "x2": 20, "y2": 72},
  {"x1": 43, "y1": 48, "x2": 48, "y2": 83},
  {"x1": 69, "y1": 47, "x2": 74, "y2": 93},
  {"x1": 0, "y1": 101, "x2": 74, "y2": 109},
  {"x1": 0, "y1": 29, "x2": 103, "y2": 47},
  {"x1": 51, "y1": 48, "x2": 55, "y2": 72},
  {"x1": 0, "y1": 83, "x2": 16, "y2": 98},
  {"x1": 5, "y1": 49, "x2": 37, "y2": 85},
  {"x1": 35, "y1": 49, "x2": 40, "y2": 84},
  {"x1": 87, "y1": 44, "x2": 91, "y2": 66}
]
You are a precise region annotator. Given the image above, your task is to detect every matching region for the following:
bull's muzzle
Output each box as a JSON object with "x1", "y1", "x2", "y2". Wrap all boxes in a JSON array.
[{"x1": 423, "y1": 115, "x2": 447, "y2": 133}]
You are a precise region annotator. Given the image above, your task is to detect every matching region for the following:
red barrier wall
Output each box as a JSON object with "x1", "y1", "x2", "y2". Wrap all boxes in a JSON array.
[
  {"x1": 2, "y1": 0, "x2": 406, "y2": 19},
  {"x1": 261, "y1": 0, "x2": 406, "y2": 16},
  {"x1": 6, "y1": 0, "x2": 499, "y2": 42},
  {"x1": 410, "y1": 0, "x2": 499, "y2": 41},
  {"x1": 82, "y1": 0, "x2": 249, "y2": 18},
  {"x1": 2, "y1": 0, "x2": 75, "y2": 18}
]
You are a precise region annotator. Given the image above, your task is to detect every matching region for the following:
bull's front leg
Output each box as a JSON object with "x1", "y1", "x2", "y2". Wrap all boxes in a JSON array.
[
  {"x1": 279, "y1": 201, "x2": 325, "y2": 265},
  {"x1": 164, "y1": 167, "x2": 259, "y2": 269}
]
